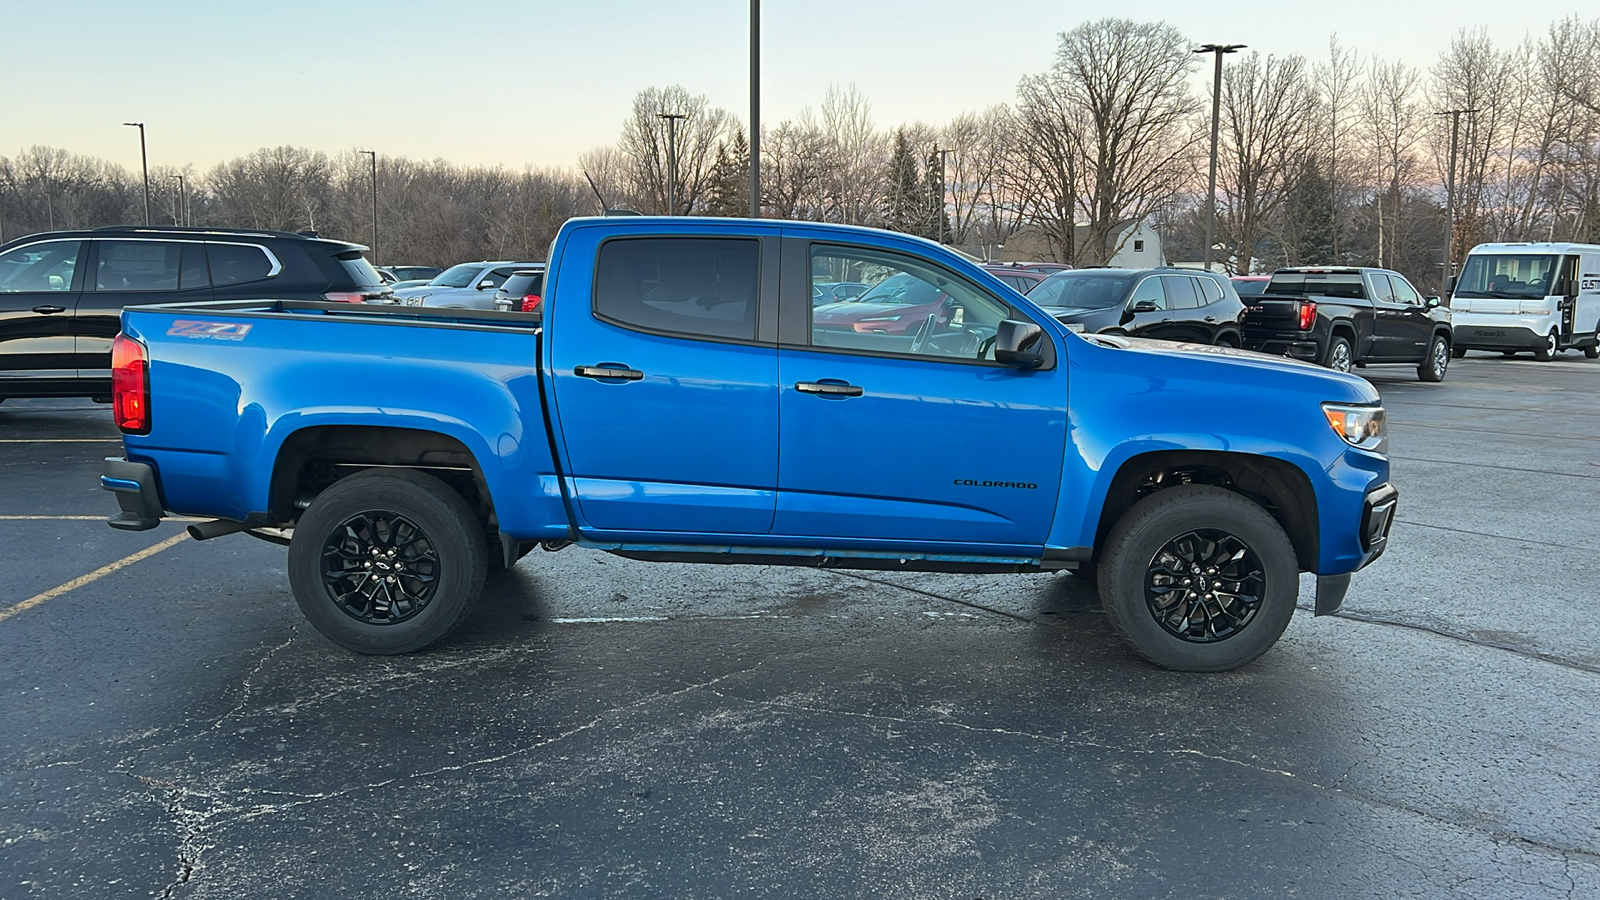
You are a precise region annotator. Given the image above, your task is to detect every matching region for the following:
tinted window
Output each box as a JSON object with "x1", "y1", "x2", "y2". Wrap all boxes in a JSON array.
[
  {"x1": 96, "y1": 240, "x2": 181, "y2": 292},
  {"x1": 810, "y1": 244, "x2": 1018, "y2": 362},
  {"x1": 207, "y1": 244, "x2": 274, "y2": 286},
  {"x1": 1197, "y1": 276, "x2": 1226, "y2": 303},
  {"x1": 1366, "y1": 273, "x2": 1397, "y2": 302},
  {"x1": 1162, "y1": 276, "x2": 1200, "y2": 309},
  {"x1": 0, "y1": 240, "x2": 79, "y2": 292},
  {"x1": 1127, "y1": 277, "x2": 1166, "y2": 309},
  {"x1": 484, "y1": 268, "x2": 516, "y2": 289},
  {"x1": 1029, "y1": 273, "x2": 1132, "y2": 309},
  {"x1": 595, "y1": 238, "x2": 759, "y2": 341},
  {"x1": 501, "y1": 271, "x2": 545, "y2": 296},
  {"x1": 1389, "y1": 274, "x2": 1422, "y2": 305},
  {"x1": 1266, "y1": 272, "x2": 1365, "y2": 299},
  {"x1": 1232, "y1": 279, "x2": 1267, "y2": 296},
  {"x1": 179, "y1": 243, "x2": 210, "y2": 289},
  {"x1": 335, "y1": 251, "x2": 385, "y2": 289}
]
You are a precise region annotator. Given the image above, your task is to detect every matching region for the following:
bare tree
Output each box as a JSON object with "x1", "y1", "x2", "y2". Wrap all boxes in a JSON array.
[
  {"x1": 1361, "y1": 59, "x2": 1426, "y2": 270},
  {"x1": 760, "y1": 115, "x2": 828, "y2": 220},
  {"x1": 818, "y1": 84, "x2": 886, "y2": 225},
  {"x1": 1216, "y1": 52, "x2": 1317, "y2": 273},
  {"x1": 1315, "y1": 35, "x2": 1361, "y2": 258},
  {"x1": 617, "y1": 85, "x2": 734, "y2": 215}
]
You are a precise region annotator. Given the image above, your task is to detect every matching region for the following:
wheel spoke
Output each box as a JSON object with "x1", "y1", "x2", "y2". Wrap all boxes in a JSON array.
[
  {"x1": 320, "y1": 509, "x2": 441, "y2": 626},
  {"x1": 1145, "y1": 527, "x2": 1265, "y2": 644}
]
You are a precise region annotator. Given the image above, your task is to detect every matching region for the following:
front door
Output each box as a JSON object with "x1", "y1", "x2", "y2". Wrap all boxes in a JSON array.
[
  {"x1": 774, "y1": 237, "x2": 1067, "y2": 551},
  {"x1": 546, "y1": 231, "x2": 780, "y2": 536},
  {"x1": 77, "y1": 239, "x2": 213, "y2": 378},
  {"x1": 0, "y1": 238, "x2": 85, "y2": 391}
]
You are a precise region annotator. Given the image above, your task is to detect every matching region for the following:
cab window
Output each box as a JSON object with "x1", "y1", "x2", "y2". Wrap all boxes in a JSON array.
[
  {"x1": 594, "y1": 237, "x2": 759, "y2": 341},
  {"x1": 0, "y1": 241, "x2": 80, "y2": 292},
  {"x1": 809, "y1": 245, "x2": 1021, "y2": 362}
]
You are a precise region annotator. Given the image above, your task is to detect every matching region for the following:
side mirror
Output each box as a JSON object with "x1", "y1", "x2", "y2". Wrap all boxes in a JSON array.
[
  {"x1": 1424, "y1": 296, "x2": 1441, "y2": 308},
  {"x1": 477, "y1": 279, "x2": 496, "y2": 290},
  {"x1": 1446, "y1": 274, "x2": 1458, "y2": 295},
  {"x1": 1131, "y1": 300, "x2": 1160, "y2": 313},
  {"x1": 994, "y1": 319, "x2": 1045, "y2": 368},
  {"x1": 1559, "y1": 278, "x2": 1578, "y2": 298}
]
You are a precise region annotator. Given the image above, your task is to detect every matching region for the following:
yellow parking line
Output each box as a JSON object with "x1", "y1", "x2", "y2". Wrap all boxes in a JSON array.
[{"x1": 0, "y1": 533, "x2": 189, "y2": 624}]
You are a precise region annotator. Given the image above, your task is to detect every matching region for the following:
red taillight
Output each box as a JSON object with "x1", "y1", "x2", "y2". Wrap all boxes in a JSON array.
[
  {"x1": 1297, "y1": 301, "x2": 1317, "y2": 331},
  {"x1": 112, "y1": 334, "x2": 150, "y2": 434},
  {"x1": 521, "y1": 294, "x2": 542, "y2": 313},
  {"x1": 322, "y1": 291, "x2": 366, "y2": 303}
]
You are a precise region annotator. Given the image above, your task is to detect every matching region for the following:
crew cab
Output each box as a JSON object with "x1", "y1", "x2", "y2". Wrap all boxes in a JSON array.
[
  {"x1": 100, "y1": 218, "x2": 1397, "y2": 672},
  {"x1": 1241, "y1": 267, "x2": 1453, "y2": 381}
]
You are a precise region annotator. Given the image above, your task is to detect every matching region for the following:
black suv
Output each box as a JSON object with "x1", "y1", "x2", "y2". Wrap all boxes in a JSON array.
[
  {"x1": 1026, "y1": 267, "x2": 1246, "y2": 346},
  {"x1": 0, "y1": 226, "x2": 390, "y2": 403}
]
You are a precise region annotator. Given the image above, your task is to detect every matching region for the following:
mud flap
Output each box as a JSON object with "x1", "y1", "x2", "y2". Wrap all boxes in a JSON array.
[{"x1": 1314, "y1": 573, "x2": 1350, "y2": 616}]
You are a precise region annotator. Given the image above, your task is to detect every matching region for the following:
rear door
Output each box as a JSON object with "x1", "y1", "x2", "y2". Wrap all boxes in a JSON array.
[
  {"x1": 77, "y1": 239, "x2": 212, "y2": 377},
  {"x1": 546, "y1": 228, "x2": 781, "y2": 536},
  {"x1": 0, "y1": 238, "x2": 85, "y2": 388},
  {"x1": 771, "y1": 235, "x2": 1067, "y2": 551}
]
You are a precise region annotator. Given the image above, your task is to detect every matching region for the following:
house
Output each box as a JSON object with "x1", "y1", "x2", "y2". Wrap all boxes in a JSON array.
[{"x1": 990, "y1": 220, "x2": 1165, "y2": 267}]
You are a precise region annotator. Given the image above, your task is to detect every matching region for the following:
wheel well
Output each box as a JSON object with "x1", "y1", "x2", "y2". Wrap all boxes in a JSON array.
[
  {"x1": 268, "y1": 426, "x2": 496, "y2": 530},
  {"x1": 1213, "y1": 329, "x2": 1240, "y2": 347},
  {"x1": 1330, "y1": 321, "x2": 1356, "y2": 344},
  {"x1": 1093, "y1": 450, "x2": 1318, "y2": 571}
]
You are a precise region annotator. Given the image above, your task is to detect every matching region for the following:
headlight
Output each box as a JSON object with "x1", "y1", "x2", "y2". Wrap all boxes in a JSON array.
[
  {"x1": 1322, "y1": 403, "x2": 1387, "y2": 453},
  {"x1": 858, "y1": 314, "x2": 905, "y2": 322}
]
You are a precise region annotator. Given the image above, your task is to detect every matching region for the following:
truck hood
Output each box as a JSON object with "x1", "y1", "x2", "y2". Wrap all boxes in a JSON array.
[{"x1": 1075, "y1": 332, "x2": 1378, "y2": 402}]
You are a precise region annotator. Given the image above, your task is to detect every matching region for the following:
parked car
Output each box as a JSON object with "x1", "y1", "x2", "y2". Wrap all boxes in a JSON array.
[
  {"x1": 389, "y1": 279, "x2": 434, "y2": 292},
  {"x1": 0, "y1": 226, "x2": 390, "y2": 403},
  {"x1": 811, "y1": 281, "x2": 869, "y2": 305},
  {"x1": 1231, "y1": 275, "x2": 1271, "y2": 296},
  {"x1": 982, "y1": 266, "x2": 1050, "y2": 295},
  {"x1": 994, "y1": 261, "x2": 1074, "y2": 275},
  {"x1": 1026, "y1": 268, "x2": 1246, "y2": 346},
  {"x1": 1448, "y1": 241, "x2": 1600, "y2": 360},
  {"x1": 812, "y1": 272, "x2": 954, "y2": 335},
  {"x1": 491, "y1": 267, "x2": 548, "y2": 319},
  {"x1": 104, "y1": 216, "x2": 1396, "y2": 672},
  {"x1": 379, "y1": 265, "x2": 443, "y2": 284},
  {"x1": 1241, "y1": 267, "x2": 1453, "y2": 381},
  {"x1": 393, "y1": 261, "x2": 541, "y2": 310}
]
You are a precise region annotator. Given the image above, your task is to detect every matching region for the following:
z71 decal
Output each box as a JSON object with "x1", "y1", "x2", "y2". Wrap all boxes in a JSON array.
[{"x1": 166, "y1": 320, "x2": 253, "y2": 341}]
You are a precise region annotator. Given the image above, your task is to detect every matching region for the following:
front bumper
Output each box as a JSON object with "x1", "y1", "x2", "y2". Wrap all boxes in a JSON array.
[
  {"x1": 1451, "y1": 313, "x2": 1552, "y2": 351},
  {"x1": 1314, "y1": 482, "x2": 1397, "y2": 615},
  {"x1": 102, "y1": 457, "x2": 163, "y2": 531}
]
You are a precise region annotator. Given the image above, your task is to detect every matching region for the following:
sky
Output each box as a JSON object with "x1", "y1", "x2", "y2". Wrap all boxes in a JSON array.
[{"x1": 0, "y1": 0, "x2": 1590, "y2": 175}]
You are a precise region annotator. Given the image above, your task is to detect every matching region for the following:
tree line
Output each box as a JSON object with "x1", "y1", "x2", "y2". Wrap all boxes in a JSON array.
[{"x1": 3, "y1": 16, "x2": 1597, "y2": 293}]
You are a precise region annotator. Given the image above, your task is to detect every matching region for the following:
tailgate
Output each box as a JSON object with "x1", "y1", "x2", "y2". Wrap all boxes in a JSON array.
[{"x1": 1242, "y1": 297, "x2": 1308, "y2": 334}]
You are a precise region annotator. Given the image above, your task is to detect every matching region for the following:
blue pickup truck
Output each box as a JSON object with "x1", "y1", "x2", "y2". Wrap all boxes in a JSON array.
[{"x1": 100, "y1": 217, "x2": 1396, "y2": 672}]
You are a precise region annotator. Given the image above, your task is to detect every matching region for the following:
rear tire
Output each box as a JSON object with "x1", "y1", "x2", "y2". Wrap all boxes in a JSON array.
[
  {"x1": 1097, "y1": 485, "x2": 1299, "y2": 672},
  {"x1": 288, "y1": 468, "x2": 487, "y2": 654},
  {"x1": 1417, "y1": 334, "x2": 1449, "y2": 382},
  {"x1": 1585, "y1": 344, "x2": 1599, "y2": 360},
  {"x1": 1322, "y1": 335, "x2": 1354, "y2": 373},
  {"x1": 1535, "y1": 330, "x2": 1558, "y2": 361}
]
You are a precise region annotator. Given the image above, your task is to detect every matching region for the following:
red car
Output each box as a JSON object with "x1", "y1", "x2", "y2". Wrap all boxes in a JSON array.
[
  {"x1": 812, "y1": 273, "x2": 953, "y2": 335},
  {"x1": 982, "y1": 265, "x2": 1050, "y2": 294}
]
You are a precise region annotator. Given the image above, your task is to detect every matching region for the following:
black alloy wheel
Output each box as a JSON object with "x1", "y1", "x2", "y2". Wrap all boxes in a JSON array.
[
  {"x1": 320, "y1": 511, "x2": 440, "y2": 625},
  {"x1": 1144, "y1": 529, "x2": 1265, "y2": 643}
]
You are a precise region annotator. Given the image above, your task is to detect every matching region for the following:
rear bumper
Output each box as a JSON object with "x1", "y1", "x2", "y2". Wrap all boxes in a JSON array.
[
  {"x1": 1315, "y1": 482, "x2": 1397, "y2": 616},
  {"x1": 102, "y1": 457, "x2": 164, "y2": 531},
  {"x1": 1242, "y1": 335, "x2": 1321, "y2": 361}
]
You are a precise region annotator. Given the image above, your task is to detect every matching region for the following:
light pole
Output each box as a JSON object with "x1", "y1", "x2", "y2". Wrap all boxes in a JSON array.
[
  {"x1": 123, "y1": 122, "x2": 151, "y2": 225},
  {"x1": 749, "y1": 0, "x2": 761, "y2": 218},
  {"x1": 1438, "y1": 109, "x2": 1476, "y2": 290},
  {"x1": 357, "y1": 150, "x2": 378, "y2": 264},
  {"x1": 169, "y1": 174, "x2": 187, "y2": 226},
  {"x1": 1195, "y1": 44, "x2": 1244, "y2": 271},
  {"x1": 656, "y1": 113, "x2": 688, "y2": 215}
]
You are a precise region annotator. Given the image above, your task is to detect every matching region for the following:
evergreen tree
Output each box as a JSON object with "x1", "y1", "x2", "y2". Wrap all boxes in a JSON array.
[
  {"x1": 884, "y1": 130, "x2": 922, "y2": 235},
  {"x1": 922, "y1": 148, "x2": 951, "y2": 243},
  {"x1": 702, "y1": 131, "x2": 750, "y2": 218},
  {"x1": 1281, "y1": 156, "x2": 1337, "y2": 266}
]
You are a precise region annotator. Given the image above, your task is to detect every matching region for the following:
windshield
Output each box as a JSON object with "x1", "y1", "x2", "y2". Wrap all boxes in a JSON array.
[
  {"x1": 850, "y1": 272, "x2": 944, "y2": 305},
  {"x1": 1454, "y1": 254, "x2": 1558, "y2": 299},
  {"x1": 1028, "y1": 273, "x2": 1133, "y2": 309},
  {"x1": 431, "y1": 263, "x2": 484, "y2": 288}
]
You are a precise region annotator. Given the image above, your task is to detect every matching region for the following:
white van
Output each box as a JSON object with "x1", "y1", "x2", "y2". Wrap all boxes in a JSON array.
[{"x1": 1449, "y1": 242, "x2": 1600, "y2": 360}]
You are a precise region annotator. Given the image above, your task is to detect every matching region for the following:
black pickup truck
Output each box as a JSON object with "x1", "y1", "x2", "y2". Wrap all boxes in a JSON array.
[{"x1": 1241, "y1": 267, "x2": 1454, "y2": 382}]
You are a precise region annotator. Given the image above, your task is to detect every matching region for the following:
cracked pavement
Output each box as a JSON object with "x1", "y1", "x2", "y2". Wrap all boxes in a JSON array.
[{"x1": 3, "y1": 353, "x2": 1599, "y2": 898}]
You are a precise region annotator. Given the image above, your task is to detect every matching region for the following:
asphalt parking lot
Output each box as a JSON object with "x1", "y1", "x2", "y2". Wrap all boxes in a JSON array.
[{"x1": 2, "y1": 355, "x2": 1599, "y2": 899}]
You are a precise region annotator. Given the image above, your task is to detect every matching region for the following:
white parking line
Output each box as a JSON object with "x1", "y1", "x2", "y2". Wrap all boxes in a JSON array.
[
  {"x1": 0, "y1": 439, "x2": 121, "y2": 443},
  {"x1": 0, "y1": 515, "x2": 203, "y2": 522},
  {"x1": 0, "y1": 532, "x2": 188, "y2": 624}
]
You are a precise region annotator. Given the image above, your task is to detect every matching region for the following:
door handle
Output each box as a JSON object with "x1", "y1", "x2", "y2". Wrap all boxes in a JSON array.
[
  {"x1": 795, "y1": 380, "x2": 863, "y2": 398},
  {"x1": 574, "y1": 365, "x2": 643, "y2": 381},
  {"x1": 1204, "y1": 316, "x2": 1217, "y2": 323},
  {"x1": 32, "y1": 305, "x2": 67, "y2": 315}
]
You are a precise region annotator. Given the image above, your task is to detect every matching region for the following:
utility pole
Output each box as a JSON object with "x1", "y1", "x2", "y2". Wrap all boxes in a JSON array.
[
  {"x1": 933, "y1": 147, "x2": 954, "y2": 244},
  {"x1": 1195, "y1": 44, "x2": 1244, "y2": 271},
  {"x1": 749, "y1": 0, "x2": 761, "y2": 218},
  {"x1": 656, "y1": 113, "x2": 688, "y2": 215},
  {"x1": 123, "y1": 122, "x2": 151, "y2": 225},
  {"x1": 1438, "y1": 109, "x2": 1476, "y2": 290},
  {"x1": 358, "y1": 150, "x2": 379, "y2": 263},
  {"x1": 169, "y1": 174, "x2": 187, "y2": 226}
]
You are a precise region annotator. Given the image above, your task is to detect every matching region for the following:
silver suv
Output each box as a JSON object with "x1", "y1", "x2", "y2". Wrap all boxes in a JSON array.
[{"x1": 392, "y1": 260, "x2": 541, "y2": 310}]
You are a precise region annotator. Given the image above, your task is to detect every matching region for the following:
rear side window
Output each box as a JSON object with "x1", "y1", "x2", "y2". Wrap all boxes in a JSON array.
[
  {"x1": 594, "y1": 238, "x2": 759, "y2": 341},
  {"x1": 95, "y1": 240, "x2": 181, "y2": 292},
  {"x1": 1162, "y1": 276, "x2": 1200, "y2": 309},
  {"x1": 1197, "y1": 276, "x2": 1225, "y2": 303},
  {"x1": 207, "y1": 244, "x2": 275, "y2": 286}
]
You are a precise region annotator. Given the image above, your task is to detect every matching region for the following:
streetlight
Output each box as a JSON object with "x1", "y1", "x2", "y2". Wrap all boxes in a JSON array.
[
  {"x1": 122, "y1": 122, "x2": 151, "y2": 225},
  {"x1": 169, "y1": 174, "x2": 187, "y2": 226},
  {"x1": 656, "y1": 113, "x2": 688, "y2": 215},
  {"x1": 357, "y1": 150, "x2": 378, "y2": 264},
  {"x1": 1194, "y1": 43, "x2": 1244, "y2": 272},
  {"x1": 749, "y1": 0, "x2": 761, "y2": 218},
  {"x1": 1437, "y1": 109, "x2": 1476, "y2": 290}
]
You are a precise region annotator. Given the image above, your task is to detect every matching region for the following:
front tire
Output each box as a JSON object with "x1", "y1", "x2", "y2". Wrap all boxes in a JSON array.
[
  {"x1": 1323, "y1": 335, "x2": 1354, "y2": 373},
  {"x1": 1097, "y1": 485, "x2": 1299, "y2": 672},
  {"x1": 288, "y1": 468, "x2": 487, "y2": 654},
  {"x1": 1535, "y1": 330, "x2": 1558, "y2": 361},
  {"x1": 1417, "y1": 334, "x2": 1449, "y2": 382}
]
